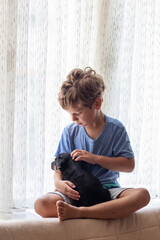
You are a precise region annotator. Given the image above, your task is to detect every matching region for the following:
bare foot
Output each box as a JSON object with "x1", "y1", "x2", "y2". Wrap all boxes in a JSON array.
[{"x1": 56, "y1": 200, "x2": 82, "y2": 221}]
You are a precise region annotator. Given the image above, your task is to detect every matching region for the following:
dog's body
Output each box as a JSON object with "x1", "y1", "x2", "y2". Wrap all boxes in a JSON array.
[{"x1": 51, "y1": 152, "x2": 111, "y2": 207}]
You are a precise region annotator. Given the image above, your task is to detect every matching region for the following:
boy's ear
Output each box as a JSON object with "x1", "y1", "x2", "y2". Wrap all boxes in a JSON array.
[{"x1": 94, "y1": 98, "x2": 102, "y2": 110}]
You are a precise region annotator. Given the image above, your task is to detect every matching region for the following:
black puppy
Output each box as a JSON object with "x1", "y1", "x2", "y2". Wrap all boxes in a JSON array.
[{"x1": 51, "y1": 152, "x2": 111, "y2": 207}]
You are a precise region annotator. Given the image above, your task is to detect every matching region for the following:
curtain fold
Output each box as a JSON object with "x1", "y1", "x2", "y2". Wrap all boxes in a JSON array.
[
  {"x1": 0, "y1": 0, "x2": 18, "y2": 212},
  {"x1": 13, "y1": 0, "x2": 29, "y2": 210},
  {"x1": 14, "y1": 0, "x2": 48, "y2": 208},
  {"x1": 0, "y1": 0, "x2": 160, "y2": 213}
]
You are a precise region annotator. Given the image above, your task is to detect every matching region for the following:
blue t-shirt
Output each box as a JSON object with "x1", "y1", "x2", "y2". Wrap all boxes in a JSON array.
[{"x1": 55, "y1": 114, "x2": 134, "y2": 187}]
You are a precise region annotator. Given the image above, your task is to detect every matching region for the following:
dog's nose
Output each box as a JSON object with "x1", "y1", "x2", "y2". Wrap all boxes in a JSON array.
[{"x1": 51, "y1": 161, "x2": 56, "y2": 170}]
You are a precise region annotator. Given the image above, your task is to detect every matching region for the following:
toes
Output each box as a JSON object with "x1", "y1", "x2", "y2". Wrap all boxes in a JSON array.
[
  {"x1": 56, "y1": 200, "x2": 73, "y2": 221},
  {"x1": 56, "y1": 200, "x2": 64, "y2": 207},
  {"x1": 56, "y1": 201, "x2": 64, "y2": 212},
  {"x1": 59, "y1": 214, "x2": 65, "y2": 221},
  {"x1": 57, "y1": 209, "x2": 65, "y2": 221},
  {"x1": 56, "y1": 200, "x2": 65, "y2": 220},
  {"x1": 58, "y1": 206, "x2": 64, "y2": 215}
]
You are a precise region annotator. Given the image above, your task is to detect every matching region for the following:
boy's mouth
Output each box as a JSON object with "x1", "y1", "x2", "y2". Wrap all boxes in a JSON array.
[{"x1": 77, "y1": 123, "x2": 82, "y2": 125}]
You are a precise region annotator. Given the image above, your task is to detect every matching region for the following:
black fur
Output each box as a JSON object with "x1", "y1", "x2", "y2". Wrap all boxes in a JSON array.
[{"x1": 51, "y1": 152, "x2": 111, "y2": 207}]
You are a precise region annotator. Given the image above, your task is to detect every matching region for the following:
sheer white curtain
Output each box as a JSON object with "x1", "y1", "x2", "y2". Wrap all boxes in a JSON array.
[
  {"x1": 108, "y1": 0, "x2": 160, "y2": 198},
  {"x1": 0, "y1": 0, "x2": 160, "y2": 213},
  {"x1": 0, "y1": 0, "x2": 18, "y2": 212}
]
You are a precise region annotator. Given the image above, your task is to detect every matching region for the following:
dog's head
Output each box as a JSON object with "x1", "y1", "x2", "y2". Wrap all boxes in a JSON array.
[{"x1": 51, "y1": 153, "x2": 71, "y2": 173}]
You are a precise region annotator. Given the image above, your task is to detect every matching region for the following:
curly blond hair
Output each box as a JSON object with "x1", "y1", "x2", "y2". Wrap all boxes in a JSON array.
[{"x1": 58, "y1": 67, "x2": 105, "y2": 109}]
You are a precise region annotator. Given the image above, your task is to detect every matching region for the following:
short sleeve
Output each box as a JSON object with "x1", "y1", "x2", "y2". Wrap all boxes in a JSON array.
[
  {"x1": 54, "y1": 128, "x2": 71, "y2": 156},
  {"x1": 112, "y1": 126, "x2": 134, "y2": 158}
]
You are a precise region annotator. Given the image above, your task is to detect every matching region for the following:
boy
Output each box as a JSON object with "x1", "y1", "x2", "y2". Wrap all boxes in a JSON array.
[{"x1": 34, "y1": 67, "x2": 150, "y2": 220}]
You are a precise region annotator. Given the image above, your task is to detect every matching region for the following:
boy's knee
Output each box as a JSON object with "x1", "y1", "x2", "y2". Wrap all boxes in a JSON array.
[
  {"x1": 34, "y1": 197, "x2": 50, "y2": 217},
  {"x1": 138, "y1": 188, "x2": 150, "y2": 207}
]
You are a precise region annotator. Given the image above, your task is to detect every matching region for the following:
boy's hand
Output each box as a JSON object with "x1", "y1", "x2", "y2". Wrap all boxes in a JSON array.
[
  {"x1": 56, "y1": 180, "x2": 80, "y2": 200},
  {"x1": 71, "y1": 149, "x2": 96, "y2": 164}
]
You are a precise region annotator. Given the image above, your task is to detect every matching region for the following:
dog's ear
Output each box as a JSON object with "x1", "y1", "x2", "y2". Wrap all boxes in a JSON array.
[
  {"x1": 55, "y1": 153, "x2": 69, "y2": 170},
  {"x1": 59, "y1": 152, "x2": 71, "y2": 160}
]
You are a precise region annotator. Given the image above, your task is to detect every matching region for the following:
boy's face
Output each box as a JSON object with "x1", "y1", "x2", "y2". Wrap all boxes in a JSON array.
[{"x1": 66, "y1": 101, "x2": 99, "y2": 127}]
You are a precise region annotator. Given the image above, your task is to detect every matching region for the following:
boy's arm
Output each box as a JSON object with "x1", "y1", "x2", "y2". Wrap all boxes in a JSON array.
[
  {"x1": 54, "y1": 171, "x2": 80, "y2": 200},
  {"x1": 95, "y1": 155, "x2": 134, "y2": 172},
  {"x1": 71, "y1": 150, "x2": 135, "y2": 173}
]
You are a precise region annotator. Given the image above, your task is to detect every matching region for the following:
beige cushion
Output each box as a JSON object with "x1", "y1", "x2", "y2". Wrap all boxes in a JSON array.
[{"x1": 0, "y1": 199, "x2": 160, "y2": 240}]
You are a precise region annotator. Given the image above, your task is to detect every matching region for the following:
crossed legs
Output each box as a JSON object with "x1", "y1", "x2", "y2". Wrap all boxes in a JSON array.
[
  {"x1": 34, "y1": 188, "x2": 150, "y2": 220},
  {"x1": 34, "y1": 194, "x2": 61, "y2": 218}
]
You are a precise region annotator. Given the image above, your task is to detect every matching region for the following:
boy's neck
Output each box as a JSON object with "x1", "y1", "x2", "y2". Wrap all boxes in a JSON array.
[{"x1": 84, "y1": 112, "x2": 105, "y2": 140}]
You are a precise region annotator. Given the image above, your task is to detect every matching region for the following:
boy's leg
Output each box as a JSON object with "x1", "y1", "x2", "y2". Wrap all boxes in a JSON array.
[
  {"x1": 56, "y1": 188, "x2": 150, "y2": 221},
  {"x1": 34, "y1": 194, "x2": 63, "y2": 218}
]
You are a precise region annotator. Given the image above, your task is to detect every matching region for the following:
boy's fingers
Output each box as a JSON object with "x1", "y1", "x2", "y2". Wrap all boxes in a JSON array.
[
  {"x1": 69, "y1": 187, "x2": 80, "y2": 196},
  {"x1": 68, "y1": 190, "x2": 80, "y2": 200},
  {"x1": 74, "y1": 156, "x2": 83, "y2": 161},
  {"x1": 71, "y1": 149, "x2": 83, "y2": 159},
  {"x1": 66, "y1": 181, "x2": 75, "y2": 188},
  {"x1": 71, "y1": 152, "x2": 78, "y2": 159},
  {"x1": 70, "y1": 195, "x2": 80, "y2": 200},
  {"x1": 67, "y1": 185, "x2": 80, "y2": 198},
  {"x1": 65, "y1": 181, "x2": 80, "y2": 194},
  {"x1": 71, "y1": 150, "x2": 76, "y2": 158}
]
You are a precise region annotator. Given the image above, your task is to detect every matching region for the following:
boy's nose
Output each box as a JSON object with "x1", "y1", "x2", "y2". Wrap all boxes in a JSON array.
[{"x1": 71, "y1": 115, "x2": 78, "y2": 121}]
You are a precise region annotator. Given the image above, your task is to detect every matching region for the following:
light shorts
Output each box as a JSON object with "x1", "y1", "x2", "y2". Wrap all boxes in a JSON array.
[{"x1": 47, "y1": 188, "x2": 129, "y2": 205}]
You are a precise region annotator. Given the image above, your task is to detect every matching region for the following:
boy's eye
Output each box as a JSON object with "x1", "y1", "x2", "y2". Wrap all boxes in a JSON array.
[{"x1": 76, "y1": 112, "x2": 82, "y2": 115}]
